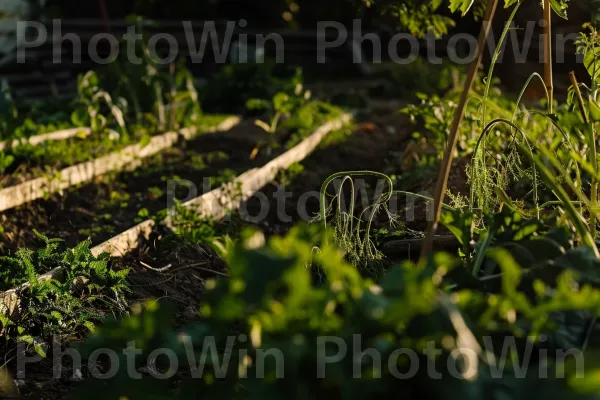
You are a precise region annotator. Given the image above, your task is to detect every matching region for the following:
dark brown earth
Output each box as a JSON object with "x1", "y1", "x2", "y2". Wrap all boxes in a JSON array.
[{"x1": 0, "y1": 121, "x2": 271, "y2": 253}]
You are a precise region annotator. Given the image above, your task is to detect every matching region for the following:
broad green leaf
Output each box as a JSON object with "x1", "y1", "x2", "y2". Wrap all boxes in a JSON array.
[
  {"x1": 550, "y1": 0, "x2": 570, "y2": 19},
  {"x1": 272, "y1": 92, "x2": 291, "y2": 113},
  {"x1": 449, "y1": 0, "x2": 474, "y2": 16},
  {"x1": 590, "y1": 100, "x2": 600, "y2": 122},
  {"x1": 583, "y1": 46, "x2": 600, "y2": 83},
  {"x1": 70, "y1": 108, "x2": 89, "y2": 126}
]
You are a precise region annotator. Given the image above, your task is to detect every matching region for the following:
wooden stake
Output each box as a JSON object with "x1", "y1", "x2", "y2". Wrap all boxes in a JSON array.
[{"x1": 420, "y1": 0, "x2": 499, "y2": 259}]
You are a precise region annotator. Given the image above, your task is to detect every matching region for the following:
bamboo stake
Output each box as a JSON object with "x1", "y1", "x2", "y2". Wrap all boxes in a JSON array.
[
  {"x1": 420, "y1": 0, "x2": 499, "y2": 259},
  {"x1": 570, "y1": 71, "x2": 589, "y2": 124}
]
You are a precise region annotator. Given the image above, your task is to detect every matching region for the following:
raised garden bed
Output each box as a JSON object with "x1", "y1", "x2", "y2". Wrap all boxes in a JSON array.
[{"x1": 0, "y1": 115, "x2": 240, "y2": 212}]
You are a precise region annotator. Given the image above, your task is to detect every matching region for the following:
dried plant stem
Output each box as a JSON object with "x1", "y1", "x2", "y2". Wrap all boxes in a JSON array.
[{"x1": 420, "y1": 0, "x2": 499, "y2": 258}]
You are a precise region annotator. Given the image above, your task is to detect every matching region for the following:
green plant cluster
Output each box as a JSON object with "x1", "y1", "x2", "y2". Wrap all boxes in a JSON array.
[
  {"x1": 200, "y1": 61, "x2": 304, "y2": 114},
  {"x1": 0, "y1": 20, "x2": 212, "y2": 179},
  {"x1": 0, "y1": 231, "x2": 129, "y2": 356},
  {"x1": 70, "y1": 223, "x2": 600, "y2": 399},
  {"x1": 0, "y1": 85, "x2": 74, "y2": 142},
  {"x1": 361, "y1": 0, "x2": 488, "y2": 37},
  {"x1": 164, "y1": 201, "x2": 234, "y2": 257},
  {"x1": 370, "y1": 58, "x2": 458, "y2": 100},
  {"x1": 329, "y1": 0, "x2": 600, "y2": 257},
  {"x1": 246, "y1": 68, "x2": 346, "y2": 155}
]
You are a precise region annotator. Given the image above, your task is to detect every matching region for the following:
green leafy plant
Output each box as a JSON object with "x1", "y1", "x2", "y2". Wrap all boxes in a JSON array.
[
  {"x1": 0, "y1": 232, "x2": 129, "y2": 356},
  {"x1": 246, "y1": 69, "x2": 312, "y2": 158},
  {"x1": 322, "y1": 0, "x2": 600, "y2": 262},
  {"x1": 165, "y1": 201, "x2": 232, "y2": 257},
  {"x1": 71, "y1": 71, "x2": 128, "y2": 135},
  {"x1": 0, "y1": 152, "x2": 13, "y2": 175},
  {"x1": 362, "y1": 0, "x2": 488, "y2": 37},
  {"x1": 200, "y1": 61, "x2": 302, "y2": 114},
  {"x1": 72, "y1": 223, "x2": 600, "y2": 399}
]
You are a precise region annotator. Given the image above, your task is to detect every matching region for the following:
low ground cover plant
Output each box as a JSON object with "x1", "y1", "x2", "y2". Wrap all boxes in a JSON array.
[{"x1": 0, "y1": 232, "x2": 129, "y2": 358}]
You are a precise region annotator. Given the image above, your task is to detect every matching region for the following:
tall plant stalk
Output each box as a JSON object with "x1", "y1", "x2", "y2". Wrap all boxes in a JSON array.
[
  {"x1": 477, "y1": 1, "x2": 523, "y2": 214},
  {"x1": 570, "y1": 71, "x2": 597, "y2": 239},
  {"x1": 543, "y1": 0, "x2": 554, "y2": 114},
  {"x1": 420, "y1": 0, "x2": 499, "y2": 259}
]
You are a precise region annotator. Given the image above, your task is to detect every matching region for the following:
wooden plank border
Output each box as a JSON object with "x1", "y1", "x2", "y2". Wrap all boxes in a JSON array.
[
  {"x1": 0, "y1": 116, "x2": 241, "y2": 213},
  {"x1": 0, "y1": 127, "x2": 91, "y2": 152}
]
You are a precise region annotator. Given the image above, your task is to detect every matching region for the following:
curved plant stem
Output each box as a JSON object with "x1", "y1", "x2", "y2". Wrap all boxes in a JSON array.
[
  {"x1": 477, "y1": 2, "x2": 522, "y2": 213},
  {"x1": 511, "y1": 73, "x2": 550, "y2": 124},
  {"x1": 469, "y1": 118, "x2": 539, "y2": 217},
  {"x1": 337, "y1": 176, "x2": 356, "y2": 236},
  {"x1": 319, "y1": 171, "x2": 393, "y2": 231},
  {"x1": 392, "y1": 191, "x2": 455, "y2": 211},
  {"x1": 421, "y1": 0, "x2": 499, "y2": 259},
  {"x1": 570, "y1": 72, "x2": 590, "y2": 125},
  {"x1": 482, "y1": 2, "x2": 523, "y2": 128}
]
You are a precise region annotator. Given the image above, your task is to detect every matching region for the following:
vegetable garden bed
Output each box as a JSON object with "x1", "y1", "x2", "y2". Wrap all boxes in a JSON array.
[
  {"x1": 0, "y1": 112, "x2": 353, "y2": 317},
  {"x1": 0, "y1": 115, "x2": 240, "y2": 212},
  {"x1": 4, "y1": 2, "x2": 600, "y2": 398}
]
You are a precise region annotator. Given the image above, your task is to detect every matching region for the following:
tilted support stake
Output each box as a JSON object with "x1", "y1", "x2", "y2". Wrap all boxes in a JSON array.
[{"x1": 420, "y1": 0, "x2": 499, "y2": 259}]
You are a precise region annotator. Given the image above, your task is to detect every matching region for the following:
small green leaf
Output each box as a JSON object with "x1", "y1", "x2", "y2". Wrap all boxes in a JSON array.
[
  {"x1": 272, "y1": 92, "x2": 291, "y2": 113},
  {"x1": 550, "y1": 0, "x2": 569, "y2": 19},
  {"x1": 590, "y1": 100, "x2": 600, "y2": 122},
  {"x1": 449, "y1": 0, "x2": 474, "y2": 16}
]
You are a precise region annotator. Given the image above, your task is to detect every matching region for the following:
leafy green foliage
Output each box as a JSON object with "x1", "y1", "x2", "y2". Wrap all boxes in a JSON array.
[
  {"x1": 0, "y1": 233, "x2": 129, "y2": 355},
  {"x1": 71, "y1": 71, "x2": 128, "y2": 134},
  {"x1": 165, "y1": 201, "x2": 233, "y2": 257},
  {"x1": 73, "y1": 224, "x2": 600, "y2": 399},
  {"x1": 363, "y1": 0, "x2": 458, "y2": 37},
  {"x1": 449, "y1": 0, "x2": 476, "y2": 16},
  {"x1": 246, "y1": 68, "x2": 345, "y2": 154},
  {"x1": 401, "y1": 64, "x2": 517, "y2": 172},
  {"x1": 1, "y1": 129, "x2": 135, "y2": 179},
  {"x1": 548, "y1": 0, "x2": 571, "y2": 19},
  {"x1": 362, "y1": 0, "x2": 569, "y2": 39},
  {"x1": 201, "y1": 61, "x2": 304, "y2": 114},
  {"x1": 0, "y1": 20, "x2": 211, "y2": 180},
  {"x1": 573, "y1": 25, "x2": 600, "y2": 121},
  {"x1": 0, "y1": 84, "x2": 75, "y2": 142}
]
